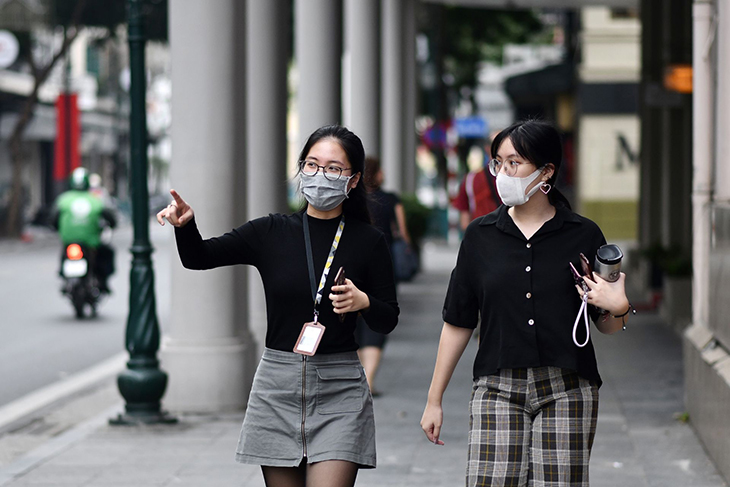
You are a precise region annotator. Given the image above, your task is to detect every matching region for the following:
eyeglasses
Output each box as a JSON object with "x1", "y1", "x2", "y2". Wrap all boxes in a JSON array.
[
  {"x1": 487, "y1": 158, "x2": 531, "y2": 177},
  {"x1": 300, "y1": 160, "x2": 352, "y2": 181}
]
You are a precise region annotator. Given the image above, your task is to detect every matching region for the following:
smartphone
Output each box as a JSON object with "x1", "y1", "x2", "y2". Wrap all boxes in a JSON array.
[
  {"x1": 569, "y1": 262, "x2": 588, "y2": 291},
  {"x1": 569, "y1": 262, "x2": 582, "y2": 283},
  {"x1": 333, "y1": 267, "x2": 346, "y2": 322},
  {"x1": 334, "y1": 267, "x2": 346, "y2": 288},
  {"x1": 579, "y1": 253, "x2": 593, "y2": 278}
]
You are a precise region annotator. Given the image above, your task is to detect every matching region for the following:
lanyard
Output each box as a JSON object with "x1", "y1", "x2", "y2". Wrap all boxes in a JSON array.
[{"x1": 302, "y1": 213, "x2": 345, "y2": 322}]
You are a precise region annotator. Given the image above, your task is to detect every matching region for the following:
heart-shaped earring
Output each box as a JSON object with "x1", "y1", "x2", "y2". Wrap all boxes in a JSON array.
[{"x1": 540, "y1": 183, "x2": 552, "y2": 195}]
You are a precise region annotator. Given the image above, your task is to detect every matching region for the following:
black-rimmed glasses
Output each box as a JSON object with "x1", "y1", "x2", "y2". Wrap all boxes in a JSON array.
[{"x1": 300, "y1": 160, "x2": 352, "y2": 181}]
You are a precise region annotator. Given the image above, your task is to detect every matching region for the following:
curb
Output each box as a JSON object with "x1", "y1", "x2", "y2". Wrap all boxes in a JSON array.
[{"x1": 0, "y1": 352, "x2": 127, "y2": 434}]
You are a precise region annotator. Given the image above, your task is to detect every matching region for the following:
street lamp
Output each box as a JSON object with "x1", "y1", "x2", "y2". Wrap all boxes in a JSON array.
[{"x1": 110, "y1": 0, "x2": 175, "y2": 425}]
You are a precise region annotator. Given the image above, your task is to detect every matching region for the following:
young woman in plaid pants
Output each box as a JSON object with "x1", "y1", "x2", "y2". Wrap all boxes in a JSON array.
[{"x1": 421, "y1": 120, "x2": 632, "y2": 487}]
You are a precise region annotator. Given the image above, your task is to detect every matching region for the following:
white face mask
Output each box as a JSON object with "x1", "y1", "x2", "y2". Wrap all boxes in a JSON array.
[
  {"x1": 495, "y1": 169, "x2": 545, "y2": 207},
  {"x1": 299, "y1": 172, "x2": 353, "y2": 211}
]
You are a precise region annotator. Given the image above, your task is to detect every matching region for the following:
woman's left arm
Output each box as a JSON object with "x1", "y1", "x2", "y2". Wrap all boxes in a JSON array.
[
  {"x1": 329, "y1": 235, "x2": 399, "y2": 333},
  {"x1": 578, "y1": 272, "x2": 631, "y2": 334}
]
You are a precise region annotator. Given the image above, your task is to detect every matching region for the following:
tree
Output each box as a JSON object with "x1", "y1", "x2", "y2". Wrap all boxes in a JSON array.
[
  {"x1": 3, "y1": 0, "x2": 167, "y2": 238},
  {"x1": 418, "y1": 5, "x2": 545, "y2": 190}
]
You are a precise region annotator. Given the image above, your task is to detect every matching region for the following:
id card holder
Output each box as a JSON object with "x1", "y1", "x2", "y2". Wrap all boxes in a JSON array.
[{"x1": 293, "y1": 321, "x2": 326, "y2": 356}]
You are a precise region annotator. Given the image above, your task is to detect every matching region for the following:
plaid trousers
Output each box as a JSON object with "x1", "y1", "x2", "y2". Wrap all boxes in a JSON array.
[{"x1": 467, "y1": 367, "x2": 599, "y2": 487}]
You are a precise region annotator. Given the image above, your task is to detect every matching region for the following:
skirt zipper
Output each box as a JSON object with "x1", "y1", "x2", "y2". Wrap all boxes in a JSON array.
[{"x1": 301, "y1": 355, "x2": 308, "y2": 459}]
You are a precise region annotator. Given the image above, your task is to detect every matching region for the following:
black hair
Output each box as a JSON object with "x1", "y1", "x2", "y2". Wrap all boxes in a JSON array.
[
  {"x1": 297, "y1": 125, "x2": 371, "y2": 223},
  {"x1": 363, "y1": 156, "x2": 381, "y2": 191},
  {"x1": 490, "y1": 119, "x2": 572, "y2": 210}
]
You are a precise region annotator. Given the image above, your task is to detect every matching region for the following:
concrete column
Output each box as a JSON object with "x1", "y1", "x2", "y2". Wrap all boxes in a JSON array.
[
  {"x1": 246, "y1": 0, "x2": 291, "y2": 356},
  {"x1": 638, "y1": 1, "x2": 664, "y2": 250},
  {"x1": 401, "y1": 0, "x2": 417, "y2": 194},
  {"x1": 381, "y1": 0, "x2": 404, "y2": 192},
  {"x1": 296, "y1": 0, "x2": 342, "y2": 147},
  {"x1": 691, "y1": 0, "x2": 713, "y2": 328},
  {"x1": 343, "y1": 0, "x2": 380, "y2": 156},
  {"x1": 716, "y1": 0, "x2": 730, "y2": 198},
  {"x1": 162, "y1": 0, "x2": 253, "y2": 413}
]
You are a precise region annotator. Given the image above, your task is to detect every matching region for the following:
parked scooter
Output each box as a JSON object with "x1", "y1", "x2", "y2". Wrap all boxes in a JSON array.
[{"x1": 60, "y1": 242, "x2": 102, "y2": 318}]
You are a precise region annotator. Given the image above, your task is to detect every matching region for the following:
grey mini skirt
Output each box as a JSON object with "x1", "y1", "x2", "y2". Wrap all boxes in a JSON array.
[{"x1": 235, "y1": 347, "x2": 376, "y2": 468}]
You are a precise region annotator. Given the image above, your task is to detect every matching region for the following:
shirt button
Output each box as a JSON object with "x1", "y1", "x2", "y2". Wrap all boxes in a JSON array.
[
  {"x1": 526, "y1": 243, "x2": 532, "y2": 248},
  {"x1": 526, "y1": 293, "x2": 532, "y2": 299},
  {"x1": 528, "y1": 319, "x2": 535, "y2": 326},
  {"x1": 525, "y1": 266, "x2": 531, "y2": 272}
]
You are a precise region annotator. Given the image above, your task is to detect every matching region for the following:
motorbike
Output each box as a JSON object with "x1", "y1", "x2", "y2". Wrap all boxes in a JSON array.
[{"x1": 60, "y1": 243, "x2": 102, "y2": 318}]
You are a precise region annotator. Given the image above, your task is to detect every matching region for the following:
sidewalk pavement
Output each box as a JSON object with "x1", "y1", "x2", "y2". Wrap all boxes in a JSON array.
[{"x1": 0, "y1": 240, "x2": 727, "y2": 487}]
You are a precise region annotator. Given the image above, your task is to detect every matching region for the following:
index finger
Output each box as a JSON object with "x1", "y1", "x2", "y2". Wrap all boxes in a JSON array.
[{"x1": 170, "y1": 189, "x2": 186, "y2": 206}]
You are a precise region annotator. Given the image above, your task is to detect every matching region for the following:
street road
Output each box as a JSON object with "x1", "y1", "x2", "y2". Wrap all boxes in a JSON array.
[{"x1": 0, "y1": 220, "x2": 173, "y2": 407}]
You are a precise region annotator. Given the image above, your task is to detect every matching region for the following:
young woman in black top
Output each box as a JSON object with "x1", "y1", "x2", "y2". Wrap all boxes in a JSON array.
[
  {"x1": 421, "y1": 120, "x2": 632, "y2": 487},
  {"x1": 355, "y1": 156, "x2": 412, "y2": 396},
  {"x1": 157, "y1": 125, "x2": 399, "y2": 487}
]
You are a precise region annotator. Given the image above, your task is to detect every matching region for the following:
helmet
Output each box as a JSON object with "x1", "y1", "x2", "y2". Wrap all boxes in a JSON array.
[{"x1": 69, "y1": 168, "x2": 90, "y2": 191}]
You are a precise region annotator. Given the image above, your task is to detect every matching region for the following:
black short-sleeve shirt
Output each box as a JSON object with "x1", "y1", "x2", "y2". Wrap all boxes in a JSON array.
[
  {"x1": 174, "y1": 212, "x2": 399, "y2": 354},
  {"x1": 443, "y1": 204, "x2": 606, "y2": 386}
]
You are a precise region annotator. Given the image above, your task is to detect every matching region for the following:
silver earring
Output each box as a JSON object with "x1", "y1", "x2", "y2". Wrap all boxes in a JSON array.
[{"x1": 540, "y1": 183, "x2": 552, "y2": 195}]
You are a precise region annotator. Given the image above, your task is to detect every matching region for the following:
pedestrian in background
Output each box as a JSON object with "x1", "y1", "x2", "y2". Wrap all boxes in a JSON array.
[
  {"x1": 421, "y1": 120, "x2": 632, "y2": 486},
  {"x1": 452, "y1": 142, "x2": 501, "y2": 231},
  {"x1": 157, "y1": 125, "x2": 399, "y2": 487},
  {"x1": 355, "y1": 156, "x2": 411, "y2": 396}
]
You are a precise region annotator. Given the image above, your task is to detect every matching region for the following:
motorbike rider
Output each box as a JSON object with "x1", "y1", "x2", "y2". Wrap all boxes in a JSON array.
[{"x1": 51, "y1": 168, "x2": 117, "y2": 294}]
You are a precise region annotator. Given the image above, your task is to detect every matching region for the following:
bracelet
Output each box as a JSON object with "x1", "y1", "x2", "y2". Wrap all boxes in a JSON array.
[
  {"x1": 612, "y1": 303, "x2": 635, "y2": 330},
  {"x1": 612, "y1": 303, "x2": 633, "y2": 318}
]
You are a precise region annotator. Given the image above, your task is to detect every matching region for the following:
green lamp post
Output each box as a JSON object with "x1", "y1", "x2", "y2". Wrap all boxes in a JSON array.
[{"x1": 110, "y1": 0, "x2": 175, "y2": 425}]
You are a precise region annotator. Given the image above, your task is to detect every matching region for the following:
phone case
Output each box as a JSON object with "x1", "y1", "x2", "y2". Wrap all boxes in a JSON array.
[
  {"x1": 333, "y1": 267, "x2": 346, "y2": 322},
  {"x1": 579, "y1": 253, "x2": 593, "y2": 277},
  {"x1": 569, "y1": 262, "x2": 583, "y2": 285},
  {"x1": 334, "y1": 267, "x2": 346, "y2": 288}
]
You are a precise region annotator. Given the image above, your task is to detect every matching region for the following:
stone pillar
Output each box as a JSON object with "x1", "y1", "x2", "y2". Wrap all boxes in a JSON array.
[
  {"x1": 401, "y1": 0, "x2": 417, "y2": 194},
  {"x1": 380, "y1": 0, "x2": 404, "y2": 192},
  {"x1": 343, "y1": 0, "x2": 380, "y2": 156},
  {"x1": 161, "y1": 0, "x2": 253, "y2": 412},
  {"x1": 246, "y1": 0, "x2": 291, "y2": 356},
  {"x1": 716, "y1": 0, "x2": 730, "y2": 198},
  {"x1": 691, "y1": 0, "x2": 713, "y2": 328},
  {"x1": 296, "y1": 0, "x2": 342, "y2": 147}
]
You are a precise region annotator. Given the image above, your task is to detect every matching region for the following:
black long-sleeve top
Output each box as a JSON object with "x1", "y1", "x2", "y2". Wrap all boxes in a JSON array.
[{"x1": 174, "y1": 212, "x2": 399, "y2": 354}]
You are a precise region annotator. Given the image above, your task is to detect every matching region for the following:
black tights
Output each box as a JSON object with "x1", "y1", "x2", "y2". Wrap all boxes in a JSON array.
[{"x1": 261, "y1": 459, "x2": 359, "y2": 487}]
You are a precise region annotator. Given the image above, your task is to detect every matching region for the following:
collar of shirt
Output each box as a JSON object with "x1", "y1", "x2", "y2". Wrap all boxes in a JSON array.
[{"x1": 479, "y1": 204, "x2": 582, "y2": 241}]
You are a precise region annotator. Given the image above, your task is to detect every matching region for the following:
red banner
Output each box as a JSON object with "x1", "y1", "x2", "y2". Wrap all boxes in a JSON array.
[{"x1": 54, "y1": 93, "x2": 80, "y2": 181}]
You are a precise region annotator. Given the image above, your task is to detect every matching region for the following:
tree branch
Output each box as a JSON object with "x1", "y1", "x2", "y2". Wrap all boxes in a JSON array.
[
  {"x1": 10, "y1": 0, "x2": 89, "y2": 143},
  {"x1": 5, "y1": 0, "x2": 90, "y2": 236}
]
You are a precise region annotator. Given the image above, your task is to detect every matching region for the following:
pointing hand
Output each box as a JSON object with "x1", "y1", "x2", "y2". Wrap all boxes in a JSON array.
[{"x1": 156, "y1": 189, "x2": 194, "y2": 228}]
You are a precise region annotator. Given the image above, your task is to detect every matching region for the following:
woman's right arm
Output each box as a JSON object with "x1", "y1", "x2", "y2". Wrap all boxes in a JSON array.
[
  {"x1": 156, "y1": 189, "x2": 260, "y2": 270},
  {"x1": 421, "y1": 322, "x2": 473, "y2": 445}
]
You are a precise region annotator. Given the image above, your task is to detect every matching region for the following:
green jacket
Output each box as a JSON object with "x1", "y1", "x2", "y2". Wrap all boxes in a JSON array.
[{"x1": 53, "y1": 190, "x2": 116, "y2": 247}]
